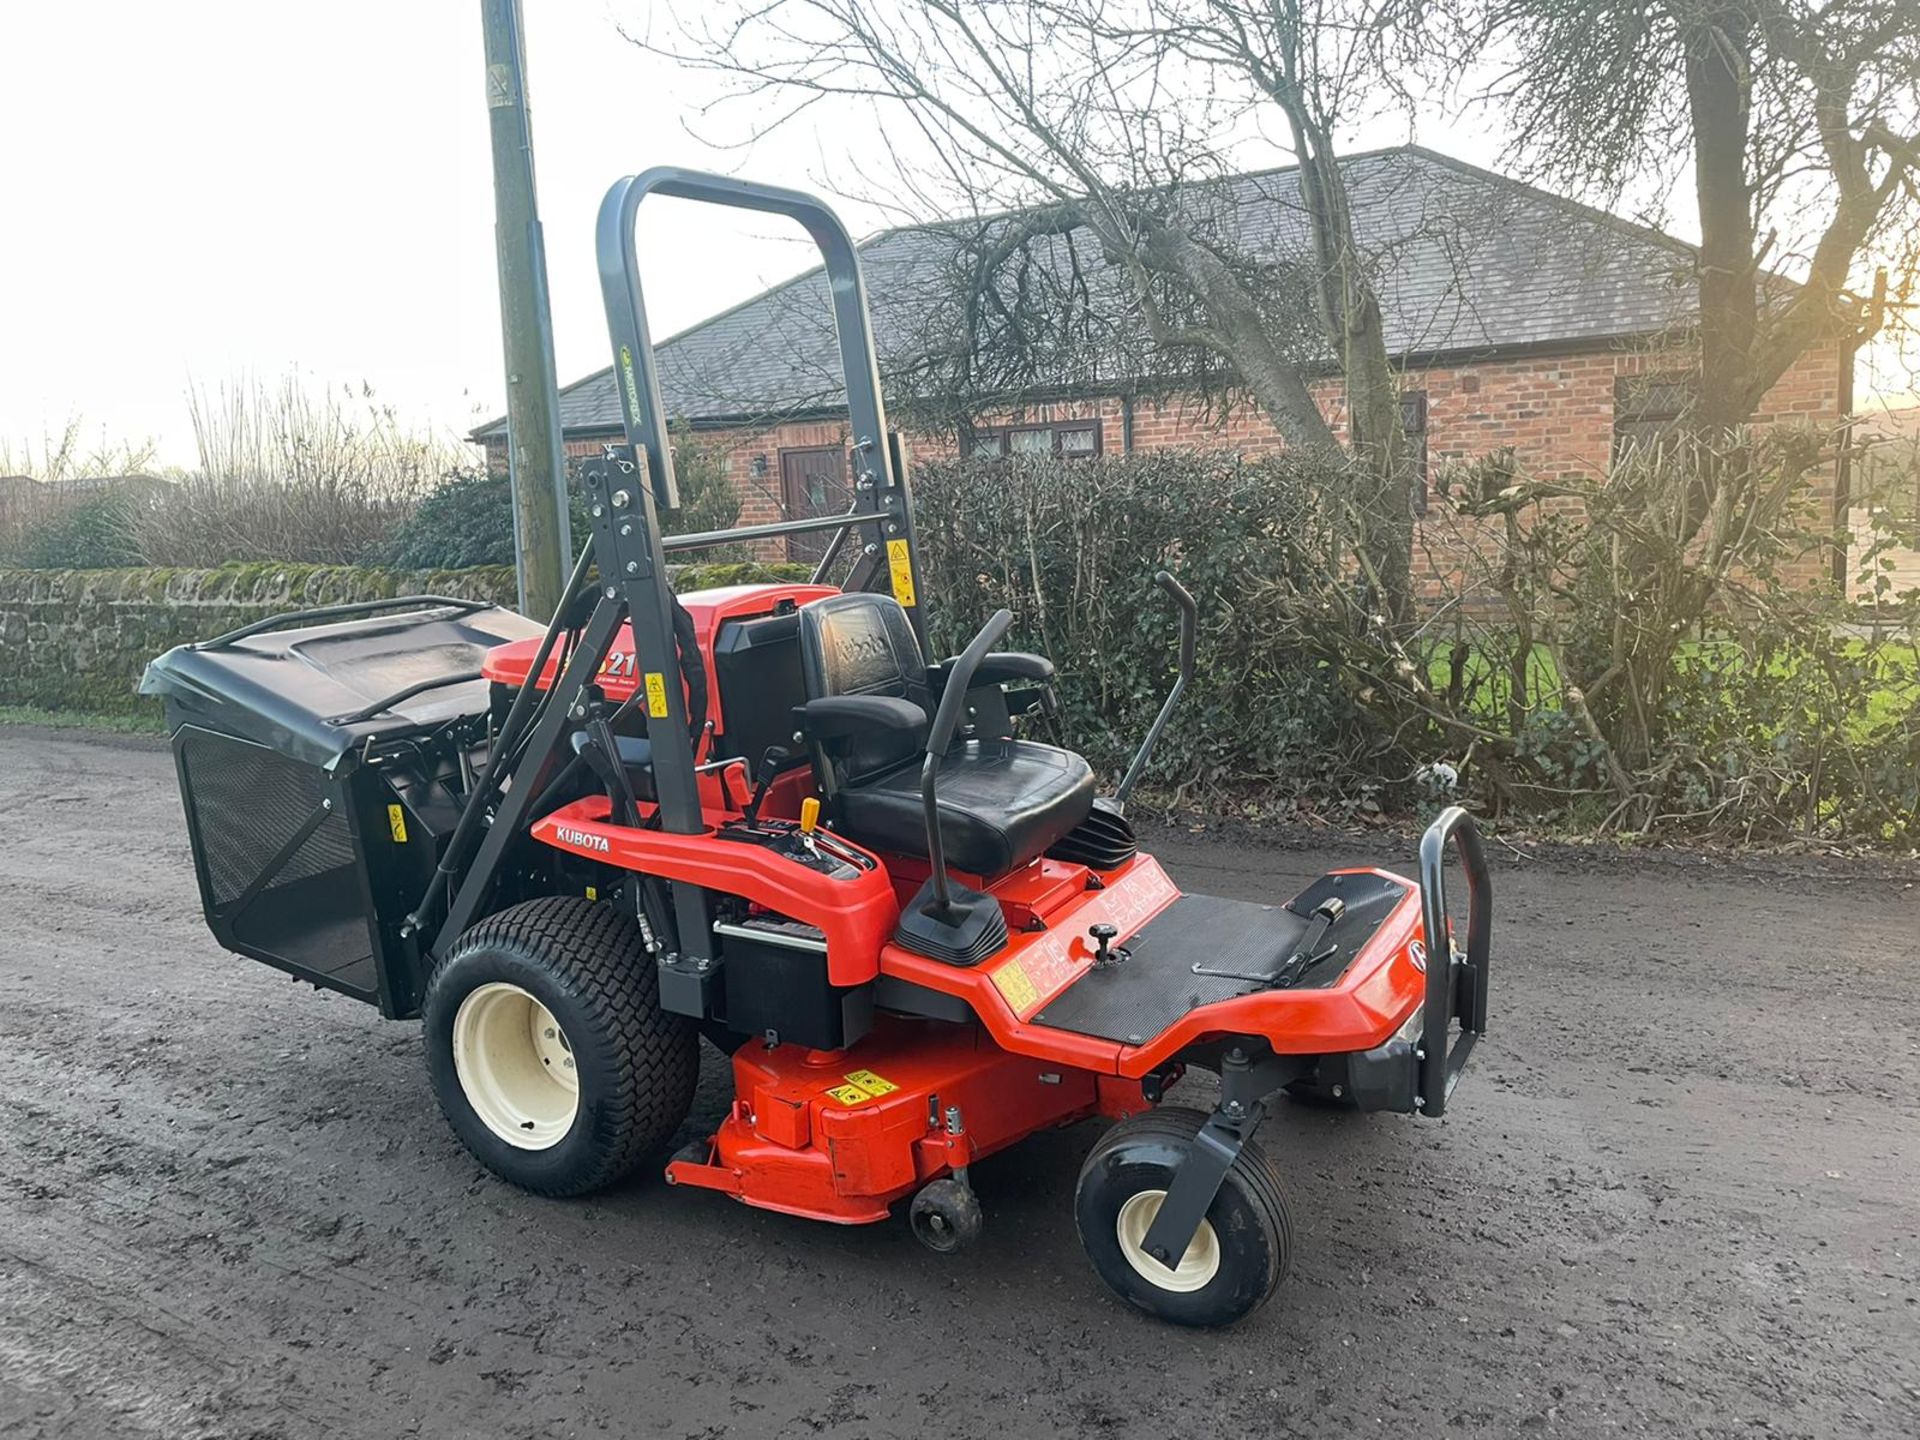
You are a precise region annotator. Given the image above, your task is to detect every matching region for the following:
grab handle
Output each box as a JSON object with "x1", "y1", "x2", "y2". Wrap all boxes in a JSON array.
[
  {"x1": 1112, "y1": 571, "x2": 1198, "y2": 810},
  {"x1": 1416, "y1": 805, "x2": 1492, "y2": 1117}
]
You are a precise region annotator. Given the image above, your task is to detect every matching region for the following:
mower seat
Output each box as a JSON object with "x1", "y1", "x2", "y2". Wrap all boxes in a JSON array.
[{"x1": 798, "y1": 592, "x2": 1094, "y2": 877}]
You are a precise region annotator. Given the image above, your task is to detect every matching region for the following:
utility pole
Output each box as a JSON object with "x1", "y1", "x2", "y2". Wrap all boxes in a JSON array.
[{"x1": 481, "y1": 0, "x2": 572, "y2": 618}]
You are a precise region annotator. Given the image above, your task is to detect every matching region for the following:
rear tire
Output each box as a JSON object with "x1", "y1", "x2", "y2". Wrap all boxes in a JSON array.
[
  {"x1": 425, "y1": 897, "x2": 698, "y2": 1197},
  {"x1": 1074, "y1": 1107, "x2": 1292, "y2": 1327}
]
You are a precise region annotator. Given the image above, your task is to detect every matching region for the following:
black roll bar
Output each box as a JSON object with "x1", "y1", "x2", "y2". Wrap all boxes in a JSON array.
[
  {"x1": 592, "y1": 169, "x2": 930, "y2": 854},
  {"x1": 920, "y1": 608, "x2": 1013, "y2": 921},
  {"x1": 808, "y1": 495, "x2": 865, "y2": 583},
  {"x1": 434, "y1": 169, "x2": 933, "y2": 979},
  {"x1": 595, "y1": 168, "x2": 900, "y2": 518},
  {"x1": 328, "y1": 670, "x2": 485, "y2": 727},
  {"x1": 1112, "y1": 571, "x2": 1197, "y2": 810},
  {"x1": 1416, "y1": 805, "x2": 1492, "y2": 1118}
]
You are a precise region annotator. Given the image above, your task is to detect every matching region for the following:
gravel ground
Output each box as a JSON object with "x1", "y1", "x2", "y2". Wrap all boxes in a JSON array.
[{"x1": 1, "y1": 724, "x2": 1916, "y2": 1439}]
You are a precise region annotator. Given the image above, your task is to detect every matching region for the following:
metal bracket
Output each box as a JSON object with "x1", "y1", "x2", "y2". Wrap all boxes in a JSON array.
[{"x1": 1138, "y1": 1045, "x2": 1300, "y2": 1269}]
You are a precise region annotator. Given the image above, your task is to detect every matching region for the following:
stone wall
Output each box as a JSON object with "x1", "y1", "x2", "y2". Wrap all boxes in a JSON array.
[{"x1": 0, "y1": 560, "x2": 805, "y2": 717}]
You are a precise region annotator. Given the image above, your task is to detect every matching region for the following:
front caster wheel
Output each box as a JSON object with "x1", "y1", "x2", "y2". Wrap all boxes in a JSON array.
[
  {"x1": 909, "y1": 1177, "x2": 983, "y2": 1254},
  {"x1": 1074, "y1": 1107, "x2": 1293, "y2": 1327}
]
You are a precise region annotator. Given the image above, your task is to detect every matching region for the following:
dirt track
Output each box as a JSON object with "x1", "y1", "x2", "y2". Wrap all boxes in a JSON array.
[{"x1": 1, "y1": 724, "x2": 1916, "y2": 1439}]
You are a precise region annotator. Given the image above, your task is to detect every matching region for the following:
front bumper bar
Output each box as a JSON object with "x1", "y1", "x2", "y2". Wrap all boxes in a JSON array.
[
  {"x1": 1287, "y1": 808, "x2": 1493, "y2": 1116},
  {"x1": 1414, "y1": 805, "x2": 1491, "y2": 1118}
]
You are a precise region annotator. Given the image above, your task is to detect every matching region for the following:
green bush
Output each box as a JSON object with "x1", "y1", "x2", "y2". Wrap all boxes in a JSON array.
[
  {"x1": 385, "y1": 470, "x2": 537, "y2": 569},
  {"x1": 911, "y1": 450, "x2": 1384, "y2": 805},
  {"x1": 9, "y1": 490, "x2": 143, "y2": 568},
  {"x1": 1386, "y1": 430, "x2": 1920, "y2": 844}
]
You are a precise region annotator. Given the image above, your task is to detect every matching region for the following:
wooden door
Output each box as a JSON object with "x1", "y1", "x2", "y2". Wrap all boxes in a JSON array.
[{"x1": 779, "y1": 445, "x2": 852, "y2": 564}]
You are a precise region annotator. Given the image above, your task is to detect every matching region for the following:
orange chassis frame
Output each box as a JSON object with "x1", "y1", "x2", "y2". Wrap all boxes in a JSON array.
[{"x1": 531, "y1": 789, "x2": 1430, "y2": 1225}]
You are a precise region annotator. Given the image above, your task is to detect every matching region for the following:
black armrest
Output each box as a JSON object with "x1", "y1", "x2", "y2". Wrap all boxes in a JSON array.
[
  {"x1": 930, "y1": 651, "x2": 1055, "y2": 690},
  {"x1": 794, "y1": 694, "x2": 928, "y2": 743}
]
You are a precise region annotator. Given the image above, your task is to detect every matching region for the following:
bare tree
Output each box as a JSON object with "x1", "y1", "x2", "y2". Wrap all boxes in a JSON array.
[
  {"x1": 635, "y1": 0, "x2": 1427, "y2": 618},
  {"x1": 1483, "y1": 0, "x2": 1920, "y2": 436}
]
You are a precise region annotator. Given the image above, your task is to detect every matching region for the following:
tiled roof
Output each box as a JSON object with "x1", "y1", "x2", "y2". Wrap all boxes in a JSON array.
[{"x1": 476, "y1": 145, "x2": 1698, "y2": 439}]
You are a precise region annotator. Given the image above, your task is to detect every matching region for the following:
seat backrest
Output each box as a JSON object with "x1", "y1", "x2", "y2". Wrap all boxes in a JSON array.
[{"x1": 799, "y1": 592, "x2": 929, "y2": 782}]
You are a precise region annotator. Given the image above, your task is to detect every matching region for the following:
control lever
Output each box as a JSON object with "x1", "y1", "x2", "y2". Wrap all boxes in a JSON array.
[
  {"x1": 1112, "y1": 571, "x2": 1197, "y2": 814},
  {"x1": 742, "y1": 746, "x2": 788, "y2": 826}
]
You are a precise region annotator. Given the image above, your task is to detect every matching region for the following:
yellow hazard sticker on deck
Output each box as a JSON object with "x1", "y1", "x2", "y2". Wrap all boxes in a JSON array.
[
  {"x1": 843, "y1": 1069, "x2": 897, "y2": 1098},
  {"x1": 886, "y1": 538, "x2": 917, "y2": 608},
  {"x1": 644, "y1": 670, "x2": 670, "y2": 718},
  {"x1": 826, "y1": 1083, "x2": 871, "y2": 1107},
  {"x1": 386, "y1": 804, "x2": 408, "y2": 844},
  {"x1": 991, "y1": 958, "x2": 1040, "y2": 1015}
]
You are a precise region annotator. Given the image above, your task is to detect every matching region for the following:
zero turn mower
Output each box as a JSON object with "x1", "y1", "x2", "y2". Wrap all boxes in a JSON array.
[{"x1": 144, "y1": 169, "x2": 1490, "y2": 1326}]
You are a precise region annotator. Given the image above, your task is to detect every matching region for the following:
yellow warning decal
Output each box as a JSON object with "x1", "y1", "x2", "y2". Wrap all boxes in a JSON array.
[
  {"x1": 386, "y1": 804, "x2": 408, "y2": 844},
  {"x1": 826, "y1": 1083, "x2": 871, "y2": 1107},
  {"x1": 991, "y1": 959, "x2": 1039, "y2": 1015},
  {"x1": 585, "y1": 885, "x2": 599, "y2": 901},
  {"x1": 644, "y1": 670, "x2": 670, "y2": 718},
  {"x1": 619, "y1": 345, "x2": 643, "y2": 423},
  {"x1": 843, "y1": 1068, "x2": 897, "y2": 1099},
  {"x1": 886, "y1": 538, "x2": 917, "y2": 608}
]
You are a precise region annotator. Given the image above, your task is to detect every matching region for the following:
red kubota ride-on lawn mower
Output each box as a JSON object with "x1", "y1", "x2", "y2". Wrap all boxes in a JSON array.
[{"x1": 143, "y1": 170, "x2": 1491, "y2": 1326}]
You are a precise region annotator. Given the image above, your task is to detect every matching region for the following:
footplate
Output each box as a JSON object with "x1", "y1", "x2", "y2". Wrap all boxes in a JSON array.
[{"x1": 1029, "y1": 872, "x2": 1411, "y2": 1045}]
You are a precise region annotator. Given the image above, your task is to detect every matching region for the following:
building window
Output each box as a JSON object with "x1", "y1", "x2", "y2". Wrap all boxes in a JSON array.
[
  {"x1": 968, "y1": 419, "x2": 1103, "y2": 459},
  {"x1": 1403, "y1": 391, "x2": 1429, "y2": 516},
  {"x1": 1859, "y1": 428, "x2": 1920, "y2": 524},
  {"x1": 1614, "y1": 373, "x2": 1696, "y2": 458}
]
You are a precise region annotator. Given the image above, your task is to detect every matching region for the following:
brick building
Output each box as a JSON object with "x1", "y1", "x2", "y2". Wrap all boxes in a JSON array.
[{"x1": 475, "y1": 146, "x2": 1850, "y2": 586}]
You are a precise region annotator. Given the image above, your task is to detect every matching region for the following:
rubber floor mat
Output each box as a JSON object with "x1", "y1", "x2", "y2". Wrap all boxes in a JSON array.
[{"x1": 1029, "y1": 871, "x2": 1410, "y2": 1044}]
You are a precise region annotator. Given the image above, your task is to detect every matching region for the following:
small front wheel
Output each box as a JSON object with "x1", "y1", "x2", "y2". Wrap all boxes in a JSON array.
[
  {"x1": 909, "y1": 1177, "x2": 983, "y2": 1254},
  {"x1": 1074, "y1": 1107, "x2": 1292, "y2": 1327}
]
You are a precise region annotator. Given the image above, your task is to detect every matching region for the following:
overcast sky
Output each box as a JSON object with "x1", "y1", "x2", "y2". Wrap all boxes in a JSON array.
[{"x1": 2, "y1": 2, "x2": 1910, "y2": 472}]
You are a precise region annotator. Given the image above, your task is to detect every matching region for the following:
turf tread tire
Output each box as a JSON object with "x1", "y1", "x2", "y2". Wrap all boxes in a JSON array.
[
  {"x1": 1074, "y1": 1105, "x2": 1293, "y2": 1327},
  {"x1": 425, "y1": 897, "x2": 698, "y2": 1198}
]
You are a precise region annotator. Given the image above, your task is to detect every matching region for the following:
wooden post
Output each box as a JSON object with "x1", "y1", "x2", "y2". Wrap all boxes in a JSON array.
[{"x1": 481, "y1": 0, "x2": 571, "y2": 617}]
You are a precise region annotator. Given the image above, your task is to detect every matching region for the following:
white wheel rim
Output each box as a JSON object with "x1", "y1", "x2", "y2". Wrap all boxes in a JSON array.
[
  {"x1": 1115, "y1": 1189, "x2": 1222, "y2": 1293},
  {"x1": 451, "y1": 982, "x2": 578, "y2": 1150}
]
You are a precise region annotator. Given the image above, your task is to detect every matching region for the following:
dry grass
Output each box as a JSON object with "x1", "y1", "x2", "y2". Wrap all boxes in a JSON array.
[
  {"x1": 0, "y1": 419, "x2": 163, "y2": 556},
  {"x1": 128, "y1": 376, "x2": 470, "y2": 566}
]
